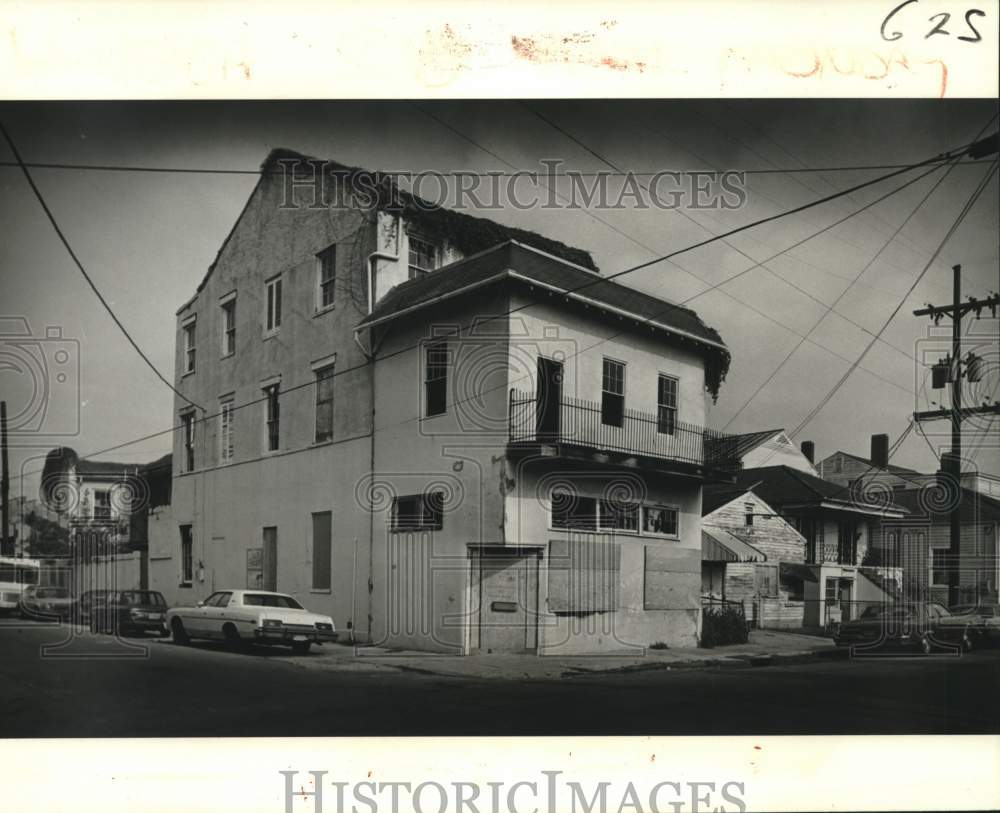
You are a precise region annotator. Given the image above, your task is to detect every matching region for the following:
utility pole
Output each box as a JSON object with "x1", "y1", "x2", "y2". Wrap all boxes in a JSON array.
[
  {"x1": 1, "y1": 401, "x2": 10, "y2": 557},
  {"x1": 913, "y1": 266, "x2": 1000, "y2": 607}
]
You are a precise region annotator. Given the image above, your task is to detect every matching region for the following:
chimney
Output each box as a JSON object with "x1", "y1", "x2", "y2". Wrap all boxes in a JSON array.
[
  {"x1": 800, "y1": 440, "x2": 815, "y2": 464},
  {"x1": 870, "y1": 433, "x2": 889, "y2": 469}
]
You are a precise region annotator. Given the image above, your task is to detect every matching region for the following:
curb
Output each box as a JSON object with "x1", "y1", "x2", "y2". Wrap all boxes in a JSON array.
[{"x1": 559, "y1": 646, "x2": 847, "y2": 678}]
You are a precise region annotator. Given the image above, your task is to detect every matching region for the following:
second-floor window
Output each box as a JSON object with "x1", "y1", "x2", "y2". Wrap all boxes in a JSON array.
[
  {"x1": 745, "y1": 503, "x2": 755, "y2": 527},
  {"x1": 601, "y1": 358, "x2": 625, "y2": 427},
  {"x1": 657, "y1": 374, "x2": 677, "y2": 435},
  {"x1": 408, "y1": 234, "x2": 438, "y2": 278},
  {"x1": 93, "y1": 489, "x2": 112, "y2": 522},
  {"x1": 221, "y1": 298, "x2": 236, "y2": 356},
  {"x1": 183, "y1": 320, "x2": 196, "y2": 373},
  {"x1": 317, "y1": 245, "x2": 336, "y2": 310},
  {"x1": 219, "y1": 399, "x2": 234, "y2": 463},
  {"x1": 315, "y1": 365, "x2": 335, "y2": 443},
  {"x1": 181, "y1": 411, "x2": 195, "y2": 472},
  {"x1": 265, "y1": 275, "x2": 282, "y2": 333},
  {"x1": 425, "y1": 339, "x2": 448, "y2": 417},
  {"x1": 263, "y1": 384, "x2": 280, "y2": 451}
]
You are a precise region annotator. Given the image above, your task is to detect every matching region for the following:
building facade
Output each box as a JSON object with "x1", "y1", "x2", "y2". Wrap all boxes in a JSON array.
[{"x1": 156, "y1": 150, "x2": 738, "y2": 653}]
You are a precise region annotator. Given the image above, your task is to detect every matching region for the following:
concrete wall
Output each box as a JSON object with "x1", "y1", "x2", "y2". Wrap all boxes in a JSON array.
[
  {"x1": 169, "y1": 169, "x2": 382, "y2": 635},
  {"x1": 366, "y1": 289, "x2": 513, "y2": 652}
]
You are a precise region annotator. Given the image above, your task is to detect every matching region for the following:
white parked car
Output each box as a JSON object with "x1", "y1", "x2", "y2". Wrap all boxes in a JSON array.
[{"x1": 165, "y1": 589, "x2": 337, "y2": 654}]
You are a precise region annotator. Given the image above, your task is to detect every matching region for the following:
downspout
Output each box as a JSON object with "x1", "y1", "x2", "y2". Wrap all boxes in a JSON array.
[{"x1": 366, "y1": 212, "x2": 402, "y2": 314}]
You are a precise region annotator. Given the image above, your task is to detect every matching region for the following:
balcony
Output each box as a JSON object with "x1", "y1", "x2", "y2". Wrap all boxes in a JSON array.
[{"x1": 508, "y1": 389, "x2": 741, "y2": 478}]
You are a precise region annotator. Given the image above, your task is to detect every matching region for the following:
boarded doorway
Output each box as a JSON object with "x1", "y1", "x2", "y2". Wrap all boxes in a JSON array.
[
  {"x1": 262, "y1": 526, "x2": 277, "y2": 592},
  {"x1": 473, "y1": 549, "x2": 539, "y2": 653}
]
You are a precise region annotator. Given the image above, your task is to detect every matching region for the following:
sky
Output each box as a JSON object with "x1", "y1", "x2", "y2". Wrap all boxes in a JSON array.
[{"x1": 0, "y1": 99, "x2": 997, "y2": 501}]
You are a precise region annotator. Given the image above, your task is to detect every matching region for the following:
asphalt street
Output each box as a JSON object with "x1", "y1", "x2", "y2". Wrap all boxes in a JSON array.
[{"x1": 1, "y1": 618, "x2": 997, "y2": 737}]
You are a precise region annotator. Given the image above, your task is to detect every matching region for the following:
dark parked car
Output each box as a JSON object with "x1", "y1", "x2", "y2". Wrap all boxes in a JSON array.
[
  {"x1": 75, "y1": 589, "x2": 110, "y2": 624},
  {"x1": 18, "y1": 585, "x2": 74, "y2": 620},
  {"x1": 833, "y1": 601, "x2": 974, "y2": 653},
  {"x1": 948, "y1": 603, "x2": 1000, "y2": 646},
  {"x1": 90, "y1": 590, "x2": 169, "y2": 636}
]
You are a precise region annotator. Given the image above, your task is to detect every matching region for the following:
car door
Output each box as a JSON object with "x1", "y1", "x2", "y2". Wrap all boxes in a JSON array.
[
  {"x1": 199, "y1": 591, "x2": 234, "y2": 639},
  {"x1": 183, "y1": 591, "x2": 223, "y2": 635}
]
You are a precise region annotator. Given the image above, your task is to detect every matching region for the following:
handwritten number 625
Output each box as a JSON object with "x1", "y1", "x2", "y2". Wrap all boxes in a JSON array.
[{"x1": 881, "y1": 0, "x2": 985, "y2": 42}]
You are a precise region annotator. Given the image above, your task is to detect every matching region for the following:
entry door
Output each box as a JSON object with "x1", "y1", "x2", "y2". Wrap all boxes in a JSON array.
[
  {"x1": 478, "y1": 554, "x2": 538, "y2": 653},
  {"x1": 536, "y1": 357, "x2": 563, "y2": 441},
  {"x1": 838, "y1": 578, "x2": 854, "y2": 621},
  {"x1": 262, "y1": 527, "x2": 278, "y2": 592}
]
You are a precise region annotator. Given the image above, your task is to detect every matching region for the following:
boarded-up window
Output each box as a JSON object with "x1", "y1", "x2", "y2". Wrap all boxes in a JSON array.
[
  {"x1": 312, "y1": 511, "x2": 332, "y2": 590},
  {"x1": 548, "y1": 538, "x2": 620, "y2": 613},
  {"x1": 756, "y1": 564, "x2": 778, "y2": 597},
  {"x1": 644, "y1": 545, "x2": 699, "y2": 610}
]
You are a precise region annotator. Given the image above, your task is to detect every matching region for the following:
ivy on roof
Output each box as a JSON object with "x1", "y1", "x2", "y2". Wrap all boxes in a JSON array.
[{"x1": 261, "y1": 148, "x2": 598, "y2": 271}]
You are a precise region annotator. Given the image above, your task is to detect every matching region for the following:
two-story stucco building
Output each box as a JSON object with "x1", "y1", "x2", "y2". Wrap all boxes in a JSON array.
[{"x1": 154, "y1": 149, "x2": 739, "y2": 654}]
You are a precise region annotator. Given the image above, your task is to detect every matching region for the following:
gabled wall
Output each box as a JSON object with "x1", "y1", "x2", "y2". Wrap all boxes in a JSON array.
[{"x1": 742, "y1": 432, "x2": 817, "y2": 474}]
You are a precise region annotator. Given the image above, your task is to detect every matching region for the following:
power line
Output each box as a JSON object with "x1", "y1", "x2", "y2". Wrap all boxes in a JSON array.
[
  {"x1": 429, "y1": 105, "x2": 944, "y2": 396},
  {"x1": 722, "y1": 152, "x2": 966, "y2": 431},
  {"x1": 523, "y1": 103, "x2": 965, "y2": 372},
  {"x1": 0, "y1": 158, "x2": 991, "y2": 178},
  {"x1": 17, "y1": 141, "x2": 968, "y2": 485},
  {"x1": 13, "y1": 131, "x2": 990, "y2": 486},
  {"x1": 0, "y1": 121, "x2": 203, "y2": 412},
  {"x1": 789, "y1": 159, "x2": 998, "y2": 440}
]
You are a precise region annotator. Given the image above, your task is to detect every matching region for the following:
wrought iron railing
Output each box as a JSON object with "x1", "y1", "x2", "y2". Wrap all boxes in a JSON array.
[{"x1": 508, "y1": 389, "x2": 741, "y2": 472}]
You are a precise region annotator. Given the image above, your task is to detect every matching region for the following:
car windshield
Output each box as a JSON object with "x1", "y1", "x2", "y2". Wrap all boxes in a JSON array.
[
  {"x1": 121, "y1": 591, "x2": 166, "y2": 606},
  {"x1": 949, "y1": 605, "x2": 978, "y2": 615},
  {"x1": 36, "y1": 587, "x2": 69, "y2": 599},
  {"x1": 242, "y1": 593, "x2": 303, "y2": 609}
]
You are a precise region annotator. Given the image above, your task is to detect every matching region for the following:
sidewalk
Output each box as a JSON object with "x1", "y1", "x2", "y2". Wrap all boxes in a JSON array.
[{"x1": 299, "y1": 629, "x2": 844, "y2": 680}]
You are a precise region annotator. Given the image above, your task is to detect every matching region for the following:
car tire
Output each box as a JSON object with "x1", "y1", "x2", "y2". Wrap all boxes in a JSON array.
[
  {"x1": 171, "y1": 618, "x2": 190, "y2": 645},
  {"x1": 961, "y1": 630, "x2": 974, "y2": 653},
  {"x1": 89, "y1": 616, "x2": 100, "y2": 634},
  {"x1": 222, "y1": 624, "x2": 243, "y2": 652},
  {"x1": 291, "y1": 641, "x2": 311, "y2": 656},
  {"x1": 919, "y1": 634, "x2": 934, "y2": 655}
]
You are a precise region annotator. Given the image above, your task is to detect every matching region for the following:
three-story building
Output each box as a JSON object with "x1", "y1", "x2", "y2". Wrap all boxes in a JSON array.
[{"x1": 157, "y1": 150, "x2": 738, "y2": 653}]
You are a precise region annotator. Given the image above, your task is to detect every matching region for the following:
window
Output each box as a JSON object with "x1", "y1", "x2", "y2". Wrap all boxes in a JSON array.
[
  {"x1": 221, "y1": 299, "x2": 236, "y2": 356},
  {"x1": 93, "y1": 490, "x2": 112, "y2": 522},
  {"x1": 834, "y1": 457, "x2": 843, "y2": 474},
  {"x1": 317, "y1": 245, "x2": 336, "y2": 310},
  {"x1": 265, "y1": 275, "x2": 282, "y2": 333},
  {"x1": 425, "y1": 339, "x2": 448, "y2": 417},
  {"x1": 408, "y1": 234, "x2": 438, "y2": 277},
  {"x1": 204, "y1": 591, "x2": 232, "y2": 608},
  {"x1": 745, "y1": 502, "x2": 755, "y2": 527},
  {"x1": 657, "y1": 374, "x2": 678, "y2": 435},
  {"x1": 601, "y1": 358, "x2": 625, "y2": 427},
  {"x1": 599, "y1": 498, "x2": 639, "y2": 532},
  {"x1": 643, "y1": 505, "x2": 679, "y2": 537},
  {"x1": 219, "y1": 399, "x2": 234, "y2": 463},
  {"x1": 756, "y1": 564, "x2": 779, "y2": 597},
  {"x1": 243, "y1": 593, "x2": 303, "y2": 609},
  {"x1": 183, "y1": 320, "x2": 196, "y2": 373},
  {"x1": 181, "y1": 411, "x2": 195, "y2": 472},
  {"x1": 551, "y1": 491, "x2": 598, "y2": 531},
  {"x1": 180, "y1": 525, "x2": 193, "y2": 585},
  {"x1": 931, "y1": 548, "x2": 950, "y2": 587},
  {"x1": 263, "y1": 384, "x2": 280, "y2": 451},
  {"x1": 391, "y1": 492, "x2": 445, "y2": 532},
  {"x1": 315, "y1": 365, "x2": 335, "y2": 443},
  {"x1": 312, "y1": 511, "x2": 332, "y2": 590}
]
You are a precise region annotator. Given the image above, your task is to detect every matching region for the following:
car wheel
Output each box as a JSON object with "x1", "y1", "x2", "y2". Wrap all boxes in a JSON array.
[
  {"x1": 222, "y1": 624, "x2": 243, "y2": 652},
  {"x1": 919, "y1": 634, "x2": 934, "y2": 655},
  {"x1": 961, "y1": 630, "x2": 974, "y2": 652},
  {"x1": 171, "y1": 618, "x2": 190, "y2": 645},
  {"x1": 89, "y1": 616, "x2": 100, "y2": 634},
  {"x1": 291, "y1": 641, "x2": 311, "y2": 656}
]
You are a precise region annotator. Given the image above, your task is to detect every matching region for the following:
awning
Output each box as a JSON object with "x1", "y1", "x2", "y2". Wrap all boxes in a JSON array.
[
  {"x1": 779, "y1": 561, "x2": 819, "y2": 583},
  {"x1": 701, "y1": 527, "x2": 765, "y2": 563}
]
